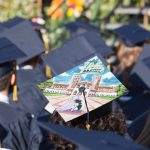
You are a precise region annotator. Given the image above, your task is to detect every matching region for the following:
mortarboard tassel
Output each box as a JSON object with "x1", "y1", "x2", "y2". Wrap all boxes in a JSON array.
[
  {"x1": 13, "y1": 63, "x2": 18, "y2": 101},
  {"x1": 44, "y1": 36, "x2": 52, "y2": 78},
  {"x1": 106, "y1": 56, "x2": 111, "y2": 70},
  {"x1": 83, "y1": 92, "x2": 90, "y2": 131},
  {"x1": 79, "y1": 87, "x2": 90, "y2": 131},
  {"x1": 107, "y1": 64, "x2": 111, "y2": 70}
]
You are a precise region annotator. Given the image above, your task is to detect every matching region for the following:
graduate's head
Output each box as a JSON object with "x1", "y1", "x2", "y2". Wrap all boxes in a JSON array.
[
  {"x1": 20, "y1": 55, "x2": 41, "y2": 69},
  {"x1": 116, "y1": 43, "x2": 142, "y2": 72},
  {"x1": 0, "y1": 37, "x2": 26, "y2": 99},
  {"x1": 0, "y1": 19, "x2": 45, "y2": 69},
  {"x1": 0, "y1": 62, "x2": 15, "y2": 92}
]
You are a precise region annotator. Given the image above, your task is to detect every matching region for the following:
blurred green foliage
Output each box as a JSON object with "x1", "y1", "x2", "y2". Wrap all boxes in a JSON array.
[
  {"x1": 0, "y1": 0, "x2": 39, "y2": 22},
  {"x1": 0, "y1": 0, "x2": 146, "y2": 49}
]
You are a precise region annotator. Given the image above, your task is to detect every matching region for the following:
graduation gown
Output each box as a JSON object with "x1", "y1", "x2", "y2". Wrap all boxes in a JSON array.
[
  {"x1": 17, "y1": 68, "x2": 46, "y2": 88},
  {"x1": 0, "y1": 102, "x2": 30, "y2": 149},
  {"x1": 34, "y1": 60, "x2": 47, "y2": 83},
  {"x1": 10, "y1": 84, "x2": 48, "y2": 116},
  {"x1": 8, "y1": 66, "x2": 48, "y2": 116},
  {"x1": 0, "y1": 101, "x2": 54, "y2": 150}
]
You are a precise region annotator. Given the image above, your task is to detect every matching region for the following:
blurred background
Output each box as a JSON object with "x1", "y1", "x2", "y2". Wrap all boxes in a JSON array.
[{"x1": 1, "y1": 0, "x2": 150, "y2": 49}]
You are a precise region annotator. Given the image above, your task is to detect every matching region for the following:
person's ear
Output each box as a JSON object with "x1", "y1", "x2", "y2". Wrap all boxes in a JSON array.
[{"x1": 10, "y1": 73, "x2": 16, "y2": 85}]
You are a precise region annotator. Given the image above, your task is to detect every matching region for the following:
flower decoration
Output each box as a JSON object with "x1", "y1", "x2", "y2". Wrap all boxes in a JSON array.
[
  {"x1": 47, "y1": 0, "x2": 64, "y2": 19},
  {"x1": 66, "y1": 0, "x2": 85, "y2": 17}
]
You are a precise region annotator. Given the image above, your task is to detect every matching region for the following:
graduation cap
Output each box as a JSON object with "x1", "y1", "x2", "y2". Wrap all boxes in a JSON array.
[
  {"x1": 138, "y1": 44, "x2": 150, "y2": 60},
  {"x1": 0, "y1": 20, "x2": 45, "y2": 65},
  {"x1": 42, "y1": 36, "x2": 107, "y2": 76},
  {"x1": 128, "y1": 109, "x2": 150, "y2": 140},
  {"x1": 118, "y1": 93, "x2": 150, "y2": 120},
  {"x1": 39, "y1": 56, "x2": 128, "y2": 129},
  {"x1": 38, "y1": 121, "x2": 147, "y2": 150},
  {"x1": 0, "y1": 16, "x2": 24, "y2": 28},
  {"x1": 113, "y1": 23, "x2": 150, "y2": 47},
  {"x1": 0, "y1": 25, "x2": 7, "y2": 34},
  {"x1": 63, "y1": 31, "x2": 114, "y2": 58},
  {"x1": 130, "y1": 45, "x2": 150, "y2": 90},
  {"x1": 0, "y1": 17, "x2": 50, "y2": 77},
  {"x1": 65, "y1": 20, "x2": 100, "y2": 36},
  {"x1": 0, "y1": 16, "x2": 44, "y2": 30},
  {"x1": 0, "y1": 37, "x2": 26, "y2": 101}
]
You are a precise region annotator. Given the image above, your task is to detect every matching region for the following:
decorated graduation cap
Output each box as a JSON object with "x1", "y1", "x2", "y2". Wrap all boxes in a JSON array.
[
  {"x1": 113, "y1": 23, "x2": 150, "y2": 47},
  {"x1": 65, "y1": 20, "x2": 100, "y2": 36},
  {"x1": 0, "y1": 20, "x2": 45, "y2": 65},
  {"x1": 63, "y1": 31, "x2": 114, "y2": 59},
  {"x1": 38, "y1": 55, "x2": 128, "y2": 130},
  {"x1": 0, "y1": 37, "x2": 26, "y2": 101},
  {"x1": 38, "y1": 121, "x2": 147, "y2": 150},
  {"x1": 130, "y1": 44, "x2": 150, "y2": 90},
  {"x1": 42, "y1": 36, "x2": 107, "y2": 76}
]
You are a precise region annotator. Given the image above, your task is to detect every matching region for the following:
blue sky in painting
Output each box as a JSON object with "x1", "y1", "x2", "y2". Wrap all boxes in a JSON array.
[{"x1": 53, "y1": 56, "x2": 122, "y2": 86}]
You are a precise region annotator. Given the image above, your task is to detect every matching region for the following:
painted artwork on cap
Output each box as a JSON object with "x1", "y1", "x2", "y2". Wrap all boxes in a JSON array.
[{"x1": 38, "y1": 56, "x2": 128, "y2": 122}]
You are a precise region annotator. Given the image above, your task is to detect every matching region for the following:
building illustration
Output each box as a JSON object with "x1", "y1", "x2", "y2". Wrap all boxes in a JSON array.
[{"x1": 40, "y1": 56, "x2": 128, "y2": 122}]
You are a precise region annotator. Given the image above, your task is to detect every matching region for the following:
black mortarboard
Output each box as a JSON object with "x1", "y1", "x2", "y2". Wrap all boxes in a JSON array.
[
  {"x1": 113, "y1": 23, "x2": 150, "y2": 46},
  {"x1": 139, "y1": 44, "x2": 150, "y2": 60},
  {"x1": 119, "y1": 93, "x2": 150, "y2": 120},
  {"x1": 65, "y1": 20, "x2": 100, "y2": 36},
  {"x1": 128, "y1": 109, "x2": 150, "y2": 140},
  {"x1": 0, "y1": 16, "x2": 44, "y2": 30},
  {"x1": 42, "y1": 36, "x2": 107, "y2": 76},
  {"x1": 0, "y1": 25, "x2": 7, "y2": 34},
  {"x1": 39, "y1": 55, "x2": 128, "y2": 126},
  {"x1": 63, "y1": 31, "x2": 114, "y2": 58},
  {"x1": 38, "y1": 121, "x2": 147, "y2": 150},
  {"x1": 129, "y1": 43, "x2": 150, "y2": 90},
  {"x1": 0, "y1": 20, "x2": 45, "y2": 64},
  {"x1": 0, "y1": 17, "x2": 24, "y2": 28},
  {"x1": 130, "y1": 57, "x2": 150, "y2": 90},
  {"x1": 0, "y1": 37, "x2": 26, "y2": 77}
]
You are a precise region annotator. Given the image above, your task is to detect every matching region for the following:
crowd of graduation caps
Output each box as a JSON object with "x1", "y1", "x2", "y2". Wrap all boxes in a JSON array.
[{"x1": 0, "y1": 16, "x2": 150, "y2": 150}]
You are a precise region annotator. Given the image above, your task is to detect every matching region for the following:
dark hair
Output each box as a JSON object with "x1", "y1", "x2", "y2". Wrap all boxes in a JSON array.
[
  {"x1": 135, "y1": 112, "x2": 150, "y2": 148},
  {"x1": 114, "y1": 43, "x2": 142, "y2": 86},
  {"x1": 49, "y1": 111, "x2": 77, "y2": 150},
  {"x1": 49, "y1": 106, "x2": 127, "y2": 149},
  {"x1": 0, "y1": 72, "x2": 12, "y2": 91}
]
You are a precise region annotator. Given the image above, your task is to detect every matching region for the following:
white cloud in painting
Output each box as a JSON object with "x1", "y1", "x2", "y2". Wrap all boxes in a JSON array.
[
  {"x1": 78, "y1": 66, "x2": 84, "y2": 71},
  {"x1": 60, "y1": 72, "x2": 70, "y2": 77},
  {"x1": 102, "y1": 72, "x2": 114, "y2": 79},
  {"x1": 82, "y1": 74, "x2": 87, "y2": 79}
]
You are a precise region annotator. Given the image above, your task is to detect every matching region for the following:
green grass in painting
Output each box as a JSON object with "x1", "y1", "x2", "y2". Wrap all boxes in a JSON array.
[
  {"x1": 43, "y1": 92, "x2": 62, "y2": 96},
  {"x1": 97, "y1": 95, "x2": 117, "y2": 100}
]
